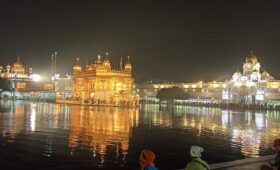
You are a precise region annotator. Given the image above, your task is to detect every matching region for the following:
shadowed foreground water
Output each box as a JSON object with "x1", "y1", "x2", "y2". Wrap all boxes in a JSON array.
[{"x1": 0, "y1": 101, "x2": 280, "y2": 170}]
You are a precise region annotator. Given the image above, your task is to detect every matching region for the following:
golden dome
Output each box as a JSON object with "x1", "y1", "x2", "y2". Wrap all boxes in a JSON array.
[
  {"x1": 13, "y1": 56, "x2": 24, "y2": 69},
  {"x1": 246, "y1": 54, "x2": 258, "y2": 63},
  {"x1": 73, "y1": 58, "x2": 82, "y2": 72}
]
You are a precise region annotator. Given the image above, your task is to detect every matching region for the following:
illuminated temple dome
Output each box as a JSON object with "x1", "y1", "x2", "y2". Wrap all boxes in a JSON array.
[
  {"x1": 12, "y1": 56, "x2": 25, "y2": 75},
  {"x1": 0, "y1": 57, "x2": 35, "y2": 79},
  {"x1": 73, "y1": 58, "x2": 82, "y2": 72},
  {"x1": 13, "y1": 56, "x2": 24, "y2": 68},
  {"x1": 246, "y1": 54, "x2": 258, "y2": 63}
]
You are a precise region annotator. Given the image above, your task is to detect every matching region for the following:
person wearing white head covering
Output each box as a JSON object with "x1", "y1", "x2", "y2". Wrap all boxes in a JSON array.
[{"x1": 185, "y1": 146, "x2": 210, "y2": 170}]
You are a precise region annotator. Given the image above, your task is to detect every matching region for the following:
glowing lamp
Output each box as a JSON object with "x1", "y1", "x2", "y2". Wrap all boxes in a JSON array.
[{"x1": 31, "y1": 74, "x2": 42, "y2": 81}]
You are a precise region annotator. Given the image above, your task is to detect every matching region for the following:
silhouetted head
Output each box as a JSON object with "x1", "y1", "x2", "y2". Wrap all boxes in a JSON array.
[
  {"x1": 139, "y1": 149, "x2": 156, "y2": 166},
  {"x1": 190, "y1": 146, "x2": 204, "y2": 158}
]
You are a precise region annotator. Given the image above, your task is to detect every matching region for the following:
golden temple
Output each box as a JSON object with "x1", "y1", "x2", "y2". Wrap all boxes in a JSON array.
[{"x1": 72, "y1": 53, "x2": 139, "y2": 107}]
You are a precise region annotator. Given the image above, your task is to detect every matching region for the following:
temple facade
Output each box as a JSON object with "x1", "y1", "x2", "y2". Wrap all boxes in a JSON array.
[
  {"x1": 72, "y1": 53, "x2": 139, "y2": 107},
  {"x1": 137, "y1": 53, "x2": 280, "y2": 107},
  {"x1": 0, "y1": 57, "x2": 54, "y2": 100},
  {"x1": 0, "y1": 56, "x2": 32, "y2": 79}
]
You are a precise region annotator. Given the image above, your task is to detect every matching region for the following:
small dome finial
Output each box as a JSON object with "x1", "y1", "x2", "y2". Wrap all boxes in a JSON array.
[
  {"x1": 127, "y1": 56, "x2": 130, "y2": 64},
  {"x1": 97, "y1": 54, "x2": 101, "y2": 63},
  {"x1": 105, "y1": 52, "x2": 109, "y2": 61}
]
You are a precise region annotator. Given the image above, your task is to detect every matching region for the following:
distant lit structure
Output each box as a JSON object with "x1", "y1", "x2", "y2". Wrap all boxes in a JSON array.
[
  {"x1": 71, "y1": 52, "x2": 139, "y2": 107},
  {"x1": 0, "y1": 57, "x2": 54, "y2": 100},
  {"x1": 53, "y1": 74, "x2": 73, "y2": 99},
  {"x1": 137, "y1": 53, "x2": 280, "y2": 107},
  {"x1": 224, "y1": 54, "x2": 278, "y2": 105},
  {"x1": 0, "y1": 56, "x2": 33, "y2": 79}
]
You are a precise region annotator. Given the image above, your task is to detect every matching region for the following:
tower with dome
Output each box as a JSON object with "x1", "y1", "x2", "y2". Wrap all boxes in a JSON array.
[{"x1": 220, "y1": 52, "x2": 278, "y2": 105}]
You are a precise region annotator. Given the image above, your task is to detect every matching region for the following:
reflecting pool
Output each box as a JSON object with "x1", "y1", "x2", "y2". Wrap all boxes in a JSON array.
[{"x1": 0, "y1": 101, "x2": 280, "y2": 170}]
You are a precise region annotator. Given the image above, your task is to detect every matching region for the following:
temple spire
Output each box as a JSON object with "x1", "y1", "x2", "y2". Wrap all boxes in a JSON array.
[
  {"x1": 120, "y1": 58, "x2": 123, "y2": 70},
  {"x1": 97, "y1": 54, "x2": 101, "y2": 63},
  {"x1": 105, "y1": 52, "x2": 109, "y2": 61},
  {"x1": 124, "y1": 56, "x2": 132, "y2": 71},
  {"x1": 126, "y1": 56, "x2": 130, "y2": 64}
]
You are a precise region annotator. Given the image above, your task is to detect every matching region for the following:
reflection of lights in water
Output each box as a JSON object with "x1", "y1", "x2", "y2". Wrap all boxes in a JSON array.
[
  {"x1": 68, "y1": 106, "x2": 139, "y2": 166},
  {"x1": 231, "y1": 128, "x2": 261, "y2": 157},
  {"x1": 255, "y1": 113, "x2": 265, "y2": 129},
  {"x1": 211, "y1": 124, "x2": 217, "y2": 132},
  {"x1": 244, "y1": 111, "x2": 252, "y2": 125},
  {"x1": 141, "y1": 104, "x2": 280, "y2": 158},
  {"x1": 31, "y1": 107, "x2": 36, "y2": 131},
  {"x1": 190, "y1": 119, "x2": 195, "y2": 128},
  {"x1": 2, "y1": 102, "x2": 280, "y2": 164},
  {"x1": 43, "y1": 135, "x2": 53, "y2": 157},
  {"x1": 183, "y1": 119, "x2": 188, "y2": 127},
  {"x1": 221, "y1": 110, "x2": 229, "y2": 129},
  {"x1": 198, "y1": 123, "x2": 201, "y2": 136}
]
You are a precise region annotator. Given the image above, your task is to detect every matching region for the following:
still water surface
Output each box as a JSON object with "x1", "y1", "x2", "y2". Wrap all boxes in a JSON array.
[{"x1": 0, "y1": 101, "x2": 280, "y2": 170}]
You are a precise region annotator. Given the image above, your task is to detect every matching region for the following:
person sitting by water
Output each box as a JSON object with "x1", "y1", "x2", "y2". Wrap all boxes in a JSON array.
[
  {"x1": 185, "y1": 146, "x2": 210, "y2": 170},
  {"x1": 136, "y1": 149, "x2": 159, "y2": 170},
  {"x1": 261, "y1": 139, "x2": 280, "y2": 170}
]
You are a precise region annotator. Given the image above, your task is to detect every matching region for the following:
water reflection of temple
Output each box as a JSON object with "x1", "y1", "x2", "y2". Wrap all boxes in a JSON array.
[{"x1": 68, "y1": 106, "x2": 139, "y2": 165}]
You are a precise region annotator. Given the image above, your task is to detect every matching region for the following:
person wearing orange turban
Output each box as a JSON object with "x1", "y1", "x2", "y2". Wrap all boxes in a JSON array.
[{"x1": 138, "y1": 149, "x2": 159, "y2": 170}]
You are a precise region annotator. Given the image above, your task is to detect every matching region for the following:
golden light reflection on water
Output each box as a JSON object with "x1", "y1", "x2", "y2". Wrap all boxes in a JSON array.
[
  {"x1": 0, "y1": 101, "x2": 140, "y2": 165},
  {"x1": 0, "y1": 102, "x2": 26, "y2": 139},
  {"x1": 68, "y1": 105, "x2": 139, "y2": 165}
]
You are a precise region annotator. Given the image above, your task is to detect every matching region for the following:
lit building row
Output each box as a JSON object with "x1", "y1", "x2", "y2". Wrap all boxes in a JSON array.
[{"x1": 137, "y1": 54, "x2": 280, "y2": 106}]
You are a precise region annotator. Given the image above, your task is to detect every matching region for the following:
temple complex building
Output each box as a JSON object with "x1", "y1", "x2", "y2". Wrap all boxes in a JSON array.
[
  {"x1": 0, "y1": 56, "x2": 32, "y2": 79},
  {"x1": 0, "y1": 57, "x2": 54, "y2": 100},
  {"x1": 71, "y1": 53, "x2": 139, "y2": 107},
  {"x1": 137, "y1": 53, "x2": 280, "y2": 108}
]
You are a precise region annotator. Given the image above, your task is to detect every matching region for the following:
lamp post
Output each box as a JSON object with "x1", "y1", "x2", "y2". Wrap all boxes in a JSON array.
[
  {"x1": 51, "y1": 54, "x2": 54, "y2": 79},
  {"x1": 54, "y1": 52, "x2": 58, "y2": 76}
]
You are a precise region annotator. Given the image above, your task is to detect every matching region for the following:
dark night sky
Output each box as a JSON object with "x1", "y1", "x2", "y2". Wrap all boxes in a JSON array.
[{"x1": 1, "y1": 0, "x2": 280, "y2": 82}]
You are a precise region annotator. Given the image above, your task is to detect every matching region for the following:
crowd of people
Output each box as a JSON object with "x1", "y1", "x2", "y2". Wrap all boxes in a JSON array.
[{"x1": 136, "y1": 138, "x2": 280, "y2": 170}]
